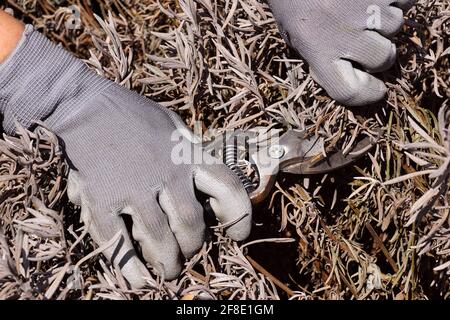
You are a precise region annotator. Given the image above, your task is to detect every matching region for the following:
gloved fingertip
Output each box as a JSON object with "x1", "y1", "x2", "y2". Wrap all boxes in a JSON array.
[
  {"x1": 194, "y1": 165, "x2": 253, "y2": 241},
  {"x1": 226, "y1": 221, "x2": 252, "y2": 241},
  {"x1": 154, "y1": 260, "x2": 183, "y2": 281},
  {"x1": 121, "y1": 256, "x2": 153, "y2": 289},
  {"x1": 315, "y1": 60, "x2": 388, "y2": 106},
  {"x1": 210, "y1": 198, "x2": 252, "y2": 242},
  {"x1": 177, "y1": 231, "x2": 205, "y2": 260}
]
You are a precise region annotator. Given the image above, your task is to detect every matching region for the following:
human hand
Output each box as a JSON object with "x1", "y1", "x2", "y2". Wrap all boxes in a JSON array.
[
  {"x1": 0, "y1": 26, "x2": 252, "y2": 288},
  {"x1": 268, "y1": 0, "x2": 417, "y2": 106}
]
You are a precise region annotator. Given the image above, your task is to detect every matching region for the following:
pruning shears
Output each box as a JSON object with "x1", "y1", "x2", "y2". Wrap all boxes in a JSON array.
[{"x1": 202, "y1": 128, "x2": 378, "y2": 204}]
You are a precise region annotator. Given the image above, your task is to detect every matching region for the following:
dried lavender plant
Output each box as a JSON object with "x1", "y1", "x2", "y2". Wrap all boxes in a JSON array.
[{"x1": 0, "y1": 0, "x2": 449, "y2": 300}]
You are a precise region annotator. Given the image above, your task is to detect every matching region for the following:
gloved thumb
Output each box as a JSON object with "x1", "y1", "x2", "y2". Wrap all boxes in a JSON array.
[{"x1": 193, "y1": 162, "x2": 252, "y2": 241}]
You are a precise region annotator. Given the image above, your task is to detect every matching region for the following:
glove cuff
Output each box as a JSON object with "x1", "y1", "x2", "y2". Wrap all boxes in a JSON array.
[{"x1": 0, "y1": 25, "x2": 110, "y2": 134}]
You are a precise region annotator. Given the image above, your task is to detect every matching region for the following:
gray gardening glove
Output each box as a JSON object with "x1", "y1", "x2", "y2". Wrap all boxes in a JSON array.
[
  {"x1": 0, "y1": 25, "x2": 252, "y2": 288},
  {"x1": 268, "y1": 0, "x2": 417, "y2": 106}
]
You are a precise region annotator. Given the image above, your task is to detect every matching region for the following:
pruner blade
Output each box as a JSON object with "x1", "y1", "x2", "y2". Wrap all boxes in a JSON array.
[
  {"x1": 248, "y1": 129, "x2": 380, "y2": 204},
  {"x1": 279, "y1": 131, "x2": 379, "y2": 175}
]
